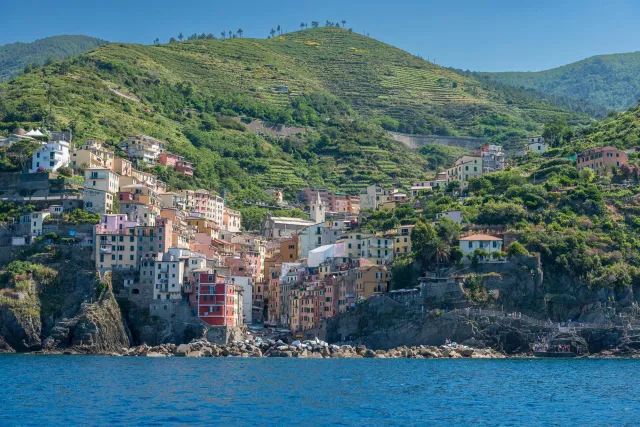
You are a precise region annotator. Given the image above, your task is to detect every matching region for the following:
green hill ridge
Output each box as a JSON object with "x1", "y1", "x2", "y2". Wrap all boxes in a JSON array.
[
  {"x1": 0, "y1": 35, "x2": 109, "y2": 82},
  {"x1": 478, "y1": 52, "x2": 640, "y2": 112}
]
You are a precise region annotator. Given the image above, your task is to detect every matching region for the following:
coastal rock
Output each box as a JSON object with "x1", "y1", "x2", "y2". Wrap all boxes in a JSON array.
[
  {"x1": 176, "y1": 344, "x2": 191, "y2": 356},
  {"x1": 0, "y1": 336, "x2": 15, "y2": 353}
]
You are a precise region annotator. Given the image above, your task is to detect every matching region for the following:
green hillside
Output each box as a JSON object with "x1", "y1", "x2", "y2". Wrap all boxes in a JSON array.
[
  {"x1": 574, "y1": 104, "x2": 640, "y2": 151},
  {"x1": 0, "y1": 35, "x2": 109, "y2": 82},
  {"x1": 0, "y1": 28, "x2": 591, "y2": 201},
  {"x1": 478, "y1": 52, "x2": 640, "y2": 112}
]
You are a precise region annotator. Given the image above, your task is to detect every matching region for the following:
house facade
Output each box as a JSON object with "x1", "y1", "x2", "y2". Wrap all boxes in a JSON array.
[
  {"x1": 576, "y1": 146, "x2": 628, "y2": 172},
  {"x1": 459, "y1": 234, "x2": 503, "y2": 255},
  {"x1": 30, "y1": 140, "x2": 70, "y2": 173}
]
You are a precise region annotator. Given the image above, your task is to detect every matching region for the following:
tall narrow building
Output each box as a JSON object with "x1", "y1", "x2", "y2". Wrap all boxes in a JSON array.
[{"x1": 310, "y1": 191, "x2": 325, "y2": 224}]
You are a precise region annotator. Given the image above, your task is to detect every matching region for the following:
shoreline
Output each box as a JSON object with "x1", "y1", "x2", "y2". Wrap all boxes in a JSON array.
[{"x1": 4, "y1": 339, "x2": 639, "y2": 359}]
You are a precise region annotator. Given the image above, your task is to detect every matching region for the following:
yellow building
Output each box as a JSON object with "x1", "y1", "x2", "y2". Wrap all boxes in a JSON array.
[
  {"x1": 186, "y1": 217, "x2": 219, "y2": 238},
  {"x1": 356, "y1": 265, "x2": 391, "y2": 299},
  {"x1": 446, "y1": 154, "x2": 483, "y2": 188},
  {"x1": 119, "y1": 184, "x2": 161, "y2": 210},
  {"x1": 394, "y1": 224, "x2": 414, "y2": 256},
  {"x1": 95, "y1": 230, "x2": 138, "y2": 271}
]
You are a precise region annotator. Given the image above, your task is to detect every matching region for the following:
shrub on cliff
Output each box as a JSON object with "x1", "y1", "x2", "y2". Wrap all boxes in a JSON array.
[{"x1": 507, "y1": 241, "x2": 529, "y2": 257}]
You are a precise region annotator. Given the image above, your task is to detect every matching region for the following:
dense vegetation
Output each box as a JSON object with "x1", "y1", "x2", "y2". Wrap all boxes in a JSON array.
[
  {"x1": 477, "y1": 52, "x2": 640, "y2": 112},
  {"x1": 0, "y1": 35, "x2": 108, "y2": 82}
]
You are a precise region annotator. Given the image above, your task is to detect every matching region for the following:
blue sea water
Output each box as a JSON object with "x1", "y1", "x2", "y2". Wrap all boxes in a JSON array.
[{"x1": 1, "y1": 356, "x2": 639, "y2": 426}]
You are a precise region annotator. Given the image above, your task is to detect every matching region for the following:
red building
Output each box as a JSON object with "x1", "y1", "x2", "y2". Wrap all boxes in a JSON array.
[
  {"x1": 158, "y1": 153, "x2": 180, "y2": 167},
  {"x1": 197, "y1": 273, "x2": 242, "y2": 326},
  {"x1": 175, "y1": 160, "x2": 194, "y2": 176},
  {"x1": 158, "y1": 153, "x2": 194, "y2": 176}
]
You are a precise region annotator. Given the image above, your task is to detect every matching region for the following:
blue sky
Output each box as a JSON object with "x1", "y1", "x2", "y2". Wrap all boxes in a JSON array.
[{"x1": 3, "y1": 0, "x2": 640, "y2": 72}]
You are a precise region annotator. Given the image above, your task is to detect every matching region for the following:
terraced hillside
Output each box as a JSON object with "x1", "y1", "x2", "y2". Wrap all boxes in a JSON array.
[{"x1": 0, "y1": 28, "x2": 591, "y2": 202}]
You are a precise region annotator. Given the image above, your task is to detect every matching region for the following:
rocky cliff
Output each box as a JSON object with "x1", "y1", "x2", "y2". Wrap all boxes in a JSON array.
[
  {"x1": 320, "y1": 296, "x2": 640, "y2": 355},
  {"x1": 0, "y1": 246, "x2": 130, "y2": 353}
]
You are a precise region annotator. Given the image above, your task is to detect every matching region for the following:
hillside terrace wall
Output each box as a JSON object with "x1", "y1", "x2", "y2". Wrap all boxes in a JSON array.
[{"x1": 389, "y1": 132, "x2": 486, "y2": 151}]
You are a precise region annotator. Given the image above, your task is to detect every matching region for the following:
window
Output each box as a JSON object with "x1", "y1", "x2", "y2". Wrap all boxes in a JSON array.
[{"x1": 468, "y1": 242, "x2": 473, "y2": 249}]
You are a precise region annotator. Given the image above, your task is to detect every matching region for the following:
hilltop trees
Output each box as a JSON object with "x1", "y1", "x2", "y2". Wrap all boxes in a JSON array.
[
  {"x1": 221, "y1": 31, "x2": 226, "y2": 39},
  {"x1": 341, "y1": 20, "x2": 346, "y2": 28},
  {"x1": 237, "y1": 28, "x2": 243, "y2": 38},
  {"x1": 311, "y1": 21, "x2": 319, "y2": 28},
  {"x1": 277, "y1": 25, "x2": 281, "y2": 35},
  {"x1": 178, "y1": 32, "x2": 184, "y2": 41}
]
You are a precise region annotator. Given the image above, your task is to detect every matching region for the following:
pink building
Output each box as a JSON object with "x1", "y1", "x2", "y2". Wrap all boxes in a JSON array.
[
  {"x1": 158, "y1": 153, "x2": 180, "y2": 168},
  {"x1": 577, "y1": 146, "x2": 628, "y2": 173},
  {"x1": 94, "y1": 214, "x2": 138, "y2": 234}
]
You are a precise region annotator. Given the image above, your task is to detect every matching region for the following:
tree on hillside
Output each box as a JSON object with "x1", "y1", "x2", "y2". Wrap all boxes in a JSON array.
[
  {"x1": 542, "y1": 117, "x2": 572, "y2": 147},
  {"x1": 277, "y1": 25, "x2": 281, "y2": 35},
  {"x1": 341, "y1": 20, "x2": 346, "y2": 28},
  {"x1": 200, "y1": 33, "x2": 207, "y2": 40},
  {"x1": 300, "y1": 22, "x2": 306, "y2": 30},
  {"x1": 153, "y1": 38, "x2": 160, "y2": 45},
  {"x1": 311, "y1": 21, "x2": 319, "y2": 28},
  {"x1": 8, "y1": 139, "x2": 40, "y2": 172},
  {"x1": 206, "y1": 33, "x2": 215, "y2": 40},
  {"x1": 237, "y1": 28, "x2": 243, "y2": 38},
  {"x1": 221, "y1": 31, "x2": 226, "y2": 39},
  {"x1": 169, "y1": 37, "x2": 177, "y2": 43},
  {"x1": 178, "y1": 32, "x2": 184, "y2": 41},
  {"x1": 270, "y1": 28, "x2": 276, "y2": 38}
]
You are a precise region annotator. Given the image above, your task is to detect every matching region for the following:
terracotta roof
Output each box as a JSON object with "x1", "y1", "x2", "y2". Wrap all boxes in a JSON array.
[{"x1": 460, "y1": 234, "x2": 502, "y2": 241}]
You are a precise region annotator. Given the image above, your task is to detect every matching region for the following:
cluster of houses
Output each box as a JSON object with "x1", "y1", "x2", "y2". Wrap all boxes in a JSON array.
[{"x1": 3, "y1": 130, "x2": 628, "y2": 337}]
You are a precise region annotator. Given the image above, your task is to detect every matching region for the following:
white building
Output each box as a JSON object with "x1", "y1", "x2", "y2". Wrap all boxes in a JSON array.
[
  {"x1": 359, "y1": 185, "x2": 390, "y2": 211},
  {"x1": 122, "y1": 135, "x2": 165, "y2": 165},
  {"x1": 30, "y1": 140, "x2": 70, "y2": 173},
  {"x1": 153, "y1": 254, "x2": 185, "y2": 300},
  {"x1": 298, "y1": 219, "x2": 347, "y2": 260},
  {"x1": 84, "y1": 168, "x2": 120, "y2": 215},
  {"x1": 260, "y1": 214, "x2": 315, "y2": 239},
  {"x1": 85, "y1": 168, "x2": 119, "y2": 193},
  {"x1": 459, "y1": 234, "x2": 503, "y2": 255},
  {"x1": 362, "y1": 237, "x2": 394, "y2": 265},
  {"x1": 481, "y1": 145, "x2": 505, "y2": 173},
  {"x1": 435, "y1": 210, "x2": 463, "y2": 224},
  {"x1": 19, "y1": 211, "x2": 50, "y2": 238},
  {"x1": 230, "y1": 276, "x2": 253, "y2": 324},
  {"x1": 526, "y1": 141, "x2": 549, "y2": 155}
]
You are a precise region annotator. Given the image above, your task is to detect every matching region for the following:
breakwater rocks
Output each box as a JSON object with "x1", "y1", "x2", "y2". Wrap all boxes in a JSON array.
[{"x1": 121, "y1": 339, "x2": 506, "y2": 359}]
